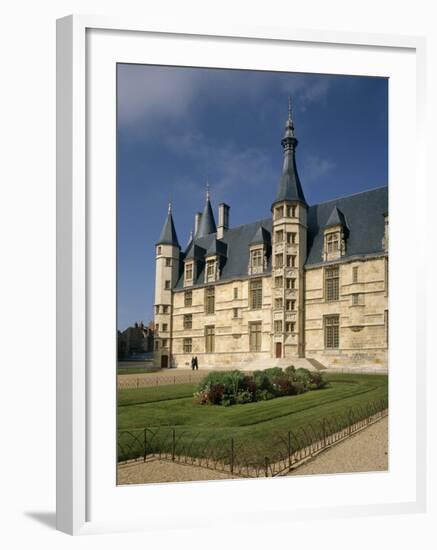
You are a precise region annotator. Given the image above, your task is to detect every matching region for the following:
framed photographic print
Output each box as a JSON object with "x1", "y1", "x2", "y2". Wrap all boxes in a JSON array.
[{"x1": 56, "y1": 15, "x2": 427, "y2": 535}]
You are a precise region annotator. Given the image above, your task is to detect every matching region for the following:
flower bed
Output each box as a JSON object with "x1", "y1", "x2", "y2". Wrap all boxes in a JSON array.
[{"x1": 194, "y1": 366, "x2": 328, "y2": 406}]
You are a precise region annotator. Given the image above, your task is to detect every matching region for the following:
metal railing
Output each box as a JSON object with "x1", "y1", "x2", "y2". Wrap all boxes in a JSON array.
[{"x1": 117, "y1": 398, "x2": 388, "y2": 478}]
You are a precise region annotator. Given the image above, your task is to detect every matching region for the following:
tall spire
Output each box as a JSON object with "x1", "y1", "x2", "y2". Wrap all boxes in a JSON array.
[
  {"x1": 273, "y1": 98, "x2": 307, "y2": 207},
  {"x1": 157, "y1": 204, "x2": 180, "y2": 247},
  {"x1": 196, "y1": 180, "x2": 217, "y2": 237}
]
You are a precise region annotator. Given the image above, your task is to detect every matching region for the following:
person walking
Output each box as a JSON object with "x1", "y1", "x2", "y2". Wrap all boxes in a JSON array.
[
  {"x1": 191, "y1": 356, "x2": 195, "y2": 371},
  {"x1": 194, "y1": 356, "x2": 199, "y2": 370}
]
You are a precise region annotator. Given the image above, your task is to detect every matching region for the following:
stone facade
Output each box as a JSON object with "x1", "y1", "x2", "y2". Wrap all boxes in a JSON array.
[{"x1": 152, "y1": 107, "x2": 389, "y2": 370}]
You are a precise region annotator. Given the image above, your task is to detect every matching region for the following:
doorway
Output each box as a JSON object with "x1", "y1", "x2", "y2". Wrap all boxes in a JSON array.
[
  {"x1": 161, "y1": 355, "x2": 168, "y2": 368},
  {"x1": 275, "y1": 342, "x2": 282, "y2": 359}
]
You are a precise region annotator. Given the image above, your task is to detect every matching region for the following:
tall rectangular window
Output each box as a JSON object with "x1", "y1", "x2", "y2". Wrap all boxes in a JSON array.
[
  {"x1": 275, "y1": 230, "x2": 284, "y2": 243},
  {"x1": 163, "y1": 305, "x2": 169, "y2": 314},
  {"x1": 233, "y1": 287, "x2": 238, "y2": 299},
  {"x1": 286, "y1": 321, "x2": 295, "y2": 333},
  {"x1": 183, "y1": 338, "x2": 192, "y2": 353},
  {"x1": 185, "y1": 263, "x2": 193, "y2": 280},
  {"x1": 275, "y1": 253, "x2": 283, "y2": 268},
  {"x1": 275, "y1": 276, "x2": 283, "y2": 288},
  {"x1": 205, "y1": 287, "x2": 215, "y2": 314},
  {"x1": 352, "y1": 266, "x2": 359, "y2": 283},
  {"x1": 184, "y1": 290, "x2": 192, "y2": 307},
  {"x1": 274, "y1": 320, "x2": 283, "y2": 333},
  {"x1": 183, "y1": 314, "x2": 192, "y2": 329},
  {"x1": 274, "y1": 206, "x2": 284, "y2": 220},
  {"x1": 286, "y1": 299, "x2": 295, "y2": 311},
  {"x1": 275, "y1": 298, "x2": 283, "y2": 309},
  {"x1": 249, "y1": 322, "x2": 262, "y2": 352},
  {"x1": 324, "y1": 315, "x2": 340, "y2": 348},
  {"x1": 233, "y1": 308, "x2": 238, "y2": 319},
  {"x1": 205, "y1": 326, "x2": 215, "y2": 353},
  {"x1": 325, "y1": 266, "x2": 339, "y2": 301},
  {"x1": 250, "y1": 278, "x2": 263, "y2": 309},
  {"x1": 164, "y1": 280, "x2": 170, "y2": 289},
  {"x1": 352, "y1": 294, "x2": 359, "y2": 306},
  {"x1": 251, "y1": 249, "x2": 263, "y2": 268},
  {"x1": 327, "y1": 233, "x2": 339, "y2": 253},
  {"x1": 287, "y1": 232, "x2": 297, "y2": 244},
  {"x1": 162, "y1": 323, "x2": 168, "y2": 332},
  {"x1": 286, "y1": 255, "x2": 296, "y2": 267},
  {"x1": 206, "y1": 260, "x2": 215, "y2": 281},
  {"x1": 286, "y1": 205, "x2": 297, "y2": 217}
]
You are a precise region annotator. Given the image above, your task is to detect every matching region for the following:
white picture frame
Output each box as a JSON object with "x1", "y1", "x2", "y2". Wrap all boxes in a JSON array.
[{"x1": 56, "y1": 14, "x2": 427, "y2": 535}]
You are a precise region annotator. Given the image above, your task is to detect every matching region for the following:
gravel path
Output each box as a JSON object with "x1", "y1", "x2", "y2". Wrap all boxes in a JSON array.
[
  {"x1": 118, "y1": 459, "x2": 232, "y2": 485},
  {"x1": 289, "y1": 416, "x2": 388, "y2": 476},
  {"x1": 117, "y1": 417, "x2": 388, "y2": 485}
]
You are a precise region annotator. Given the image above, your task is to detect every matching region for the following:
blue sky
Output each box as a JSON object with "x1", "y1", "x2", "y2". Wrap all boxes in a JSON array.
[{"x1": 117, "y1": 64, "x2": 388, "y2": 330}]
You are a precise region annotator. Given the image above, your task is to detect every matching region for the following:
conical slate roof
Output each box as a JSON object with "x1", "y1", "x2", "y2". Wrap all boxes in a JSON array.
[
  {"x1": 250, "y1": 226, "x2": 271, "y2": 245},
  {"x1": 325, "y1": 206, "x2": 347, "y2": 229},
  {"x1": 157, "y1": 208, "x2": 180, "y2": 247},
  {"x1": 273, "y1": 107, "x2": 307, "y2": 207},
  {"x1": 196, "y1": 198, "x2": 217, "y2": 237}
]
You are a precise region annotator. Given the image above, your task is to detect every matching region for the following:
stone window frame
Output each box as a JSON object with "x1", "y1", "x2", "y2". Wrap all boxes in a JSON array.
[
  {"x1": 162, "y1": 323, "x2": 168, "y2": 332},
  {"x1": 275, "y1": 253, "x2": 283, "y2": 268},
  {"x1": 286, "y1": 299, "x2": 295, "y2": 311},
  {"x1": 162, "y1": 305, "x2": 169, "y2": 314},
  {"x1": 249, "y1": 321, "x2": 262, "y2": 352},
  {"x1": 205, "y1": 286, "x2": 215, "y2": 315},
  {"x1": 324, "y1": 265, "x2": 340, "y2": 302},
  {"x1": 164, "y1": 280, "x2": 171, "y2": 290},
  {"x1": 324, "y1": 315, "x2": 340, "y2": 349},
  {"x1": 161, "y1": 338, "x2": 169, "y2": 349},
  {"x1": 165, "y1": 258, "x2": 172, "y2": 267},
  {"x1": 286, "y1": 204, "x2": 297, "y2": 218},
  {"x1": 185, "y1": 262, "x2": 193, "y2": 281},
  {"x1": 274, "y1": 320, "x2": 283, "y2": 333},
  {"x1": 326, "y1": 232, "x2": 339, "y2": 253},
  {"x1": 183, "y1": 314, "x2": 192, "y2": 329},
  {"x1": 275, "y1": 229, "x2": 284, "y2": 243},
  {"x1": 352, "y1": 265, "x2": 359, "y2": 283},
  {"x1": 274, "y1": 205, "x2": 284, "y2": 220},
  {"x1": 351, "y1": 293, "x2": 360, "y2": 306},
  {"x1": 183, "y1": 338, "x2": 192, "y2": 353},
  {"x1": 233, "y1": 308, "x2": 239, "y2": 319},
  {"x1": 233, "y1": 287, "x2": 238, "y2": 299},
  {"x1": 205, "y1": 325, "x2": 215, "y2": 353},
  {"x1": 286, "y1": 254, "x2": 296, "y2": 268},
  {"x1": 274, "y1": 276, "x2": 283, "y2": 288},
  {"x1": 184, "y1": 290, "x2": 192, "y2": 307},
  {"x1": 157, "y1": 246, "x2": 162, "y2": 255},
  {"x1": 274, "y1": 297, "x2": 283, "y2": 310},
  {"x1": 286, "y1": 231, "x2": 297, "y2": 244},
  {"x1": 249, "y1": 278, "x2": 263, "y2": 310},
  {"x1": 251, "y1": 248, "x2": 263, "y2": 268},
  {"x1": 285, "y1": 321, "x2": 295, "y2": 333}
]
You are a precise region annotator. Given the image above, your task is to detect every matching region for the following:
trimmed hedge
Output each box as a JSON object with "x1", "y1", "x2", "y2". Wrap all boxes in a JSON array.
[{"x1": 194, "y1": 366, "x2": 329, "y2": 406}]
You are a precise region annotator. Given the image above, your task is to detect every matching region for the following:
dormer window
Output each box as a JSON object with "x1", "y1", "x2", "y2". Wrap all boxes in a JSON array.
[
  {"x1": 185, "y1": 263, "x2": 193, "y2": 281},
  {"x1": 327, "y1": 233, "x2": 339, "y2": 253},
  {"x1": 206, "y1": 259, "x2": 216, "y2": 282},
  {"x1": 251, "y1": 249, "x2": 263, "y2": 269}
]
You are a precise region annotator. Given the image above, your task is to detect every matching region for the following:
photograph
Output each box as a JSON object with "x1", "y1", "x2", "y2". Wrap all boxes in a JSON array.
[{"x1": 116, "y1": 64, "x2": 389, "y2": 485}]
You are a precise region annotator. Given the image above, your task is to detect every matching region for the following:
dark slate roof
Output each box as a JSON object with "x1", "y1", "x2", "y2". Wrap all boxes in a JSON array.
[
  {"x1": 185, "y1": 243, "x2": 206, "y2": 260},
  {"x1": 306, "y1": 187, "x2": 388, "y2": 266},
  {"x1": 196, "y1": 199, "x2": 217, "y2": 237},
  {"x1": 175, "y1": 218, "x2": 272, "y2": 288},
  {"x1": 205, "y1": 239, "x2": 228, "y2": 257},
  {"x1": 250, "y1": 226, "x2": 271, "y2": 245},
  {"x1": 173, "y1": 186, "x2": 387, "y2": 288},
  {"x1": 324, "y1": 206, "x2": 348, "y2": 229},
  {"x1": 157, "y1": 211, "x2": 180, "y2": 247}
]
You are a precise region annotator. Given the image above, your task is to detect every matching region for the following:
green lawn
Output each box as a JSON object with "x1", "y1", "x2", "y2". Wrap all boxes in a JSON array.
[{"x1": 117, "y1": 373, "x2": 388, "y2": 464}]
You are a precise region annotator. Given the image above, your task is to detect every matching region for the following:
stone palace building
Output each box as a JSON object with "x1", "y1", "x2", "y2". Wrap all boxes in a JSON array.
[{"x1": 153, "y1": 107, "x2": 388, "y2": 370}]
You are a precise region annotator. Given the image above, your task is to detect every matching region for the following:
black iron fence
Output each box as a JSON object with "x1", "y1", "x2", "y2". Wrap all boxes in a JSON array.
[{"x1": 117, "y1": 398, "x2": 388, "y2": 477}]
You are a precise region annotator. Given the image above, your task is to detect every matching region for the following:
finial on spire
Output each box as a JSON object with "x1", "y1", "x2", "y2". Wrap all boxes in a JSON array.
[
  {"x1": 168, "y1": 201, "x2": 172, "y2": 214},
  {"x1": 206, "y1": 177, "x2": 210, "y2": 201},
  {"x1": 288, "y1": 95, "x2": 292, "y2": 120}
]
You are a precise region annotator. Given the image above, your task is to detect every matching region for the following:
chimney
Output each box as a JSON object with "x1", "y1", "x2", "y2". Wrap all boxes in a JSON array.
[
  {"x1": 194, "y1": 212, "x2": 202, "y2": 236},
  {"x1": 217, "y1": 203, "x2": 230, "y2": 239}
]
